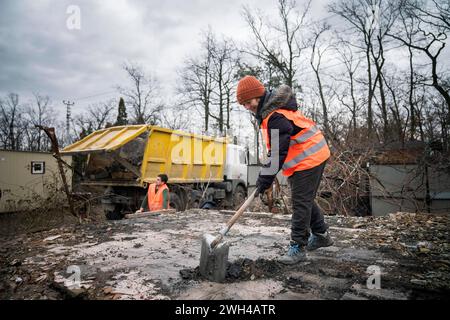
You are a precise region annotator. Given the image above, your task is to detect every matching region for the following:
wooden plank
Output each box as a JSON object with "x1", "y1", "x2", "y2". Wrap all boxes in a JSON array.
[{"x1": 124, "y1": 209, "x2": 176, "y2": 219}]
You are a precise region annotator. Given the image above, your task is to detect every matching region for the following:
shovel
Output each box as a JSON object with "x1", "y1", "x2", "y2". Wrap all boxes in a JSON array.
[{"x1": 199, "y1": 189, "x2": 257, "y2": 282}]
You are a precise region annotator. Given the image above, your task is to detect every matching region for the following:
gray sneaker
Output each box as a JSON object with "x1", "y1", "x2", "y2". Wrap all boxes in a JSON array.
[
  {"x1": 278, "y1": 242, "x2": 307, "y2": 265},
  {"x1": 306, "y1": 231, "x2": 334, "y2": 251}
]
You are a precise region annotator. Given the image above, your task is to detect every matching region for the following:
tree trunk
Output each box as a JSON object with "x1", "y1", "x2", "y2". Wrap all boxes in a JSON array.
[
  {"x1": 366, "y1": 46, "x2": 374, "y2": 139},
  {"x1": 218, "y1": 63, "x2": 224, "y2": 133},
  {"x1": 205, "y1": 101, "x2": 209, "y2": 132},
  {"x1": 430, "y1": 54, "x2": 450, "y2": 112},
  {"x1": 226, "y1": 91, "x2": 231, "y2": 131},
  {"x1": 408, "y1": 46, "x2": 416, "y2": 140},
  {"x1": 350, "y1": 72, "x2": 357, "y2": 134},
  {"x1": 377, "y1": 70, "x2": 388, "y2": 142},
  {"x1": 315, "y1": 71, "x2": 330, "y2": 136}
]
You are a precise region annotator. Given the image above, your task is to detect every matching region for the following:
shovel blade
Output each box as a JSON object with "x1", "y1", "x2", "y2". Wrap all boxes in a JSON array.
[{"x1": 199, "y1": 234, "x2": 229, "y2": 283}]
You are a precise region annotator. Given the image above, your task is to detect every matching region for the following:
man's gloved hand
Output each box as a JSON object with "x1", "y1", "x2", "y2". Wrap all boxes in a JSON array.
[{"x1": 254, "y1": 175, "x2": 273, "y2": 197}]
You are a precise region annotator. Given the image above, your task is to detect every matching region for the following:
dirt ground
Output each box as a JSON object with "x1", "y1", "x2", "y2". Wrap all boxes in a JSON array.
[{"x1": 0, "y1": 208, "x2": 449, "y2": 300}]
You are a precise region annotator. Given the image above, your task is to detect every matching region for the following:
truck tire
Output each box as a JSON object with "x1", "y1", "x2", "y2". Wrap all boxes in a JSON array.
[
  {"x1": 105, "y1": 204, "x2": 124, "y2": 220},
  {"x1": 169, "y1": 193, "x2": 184, "y2": 212},
  {"x1": 233, "y1": 185, "x2": 247, "y2": 209}
]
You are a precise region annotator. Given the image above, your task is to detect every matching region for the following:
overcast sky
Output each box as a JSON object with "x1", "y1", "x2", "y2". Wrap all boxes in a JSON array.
[
  {"x1": 0, "y1": 1, "x2": 335, "y2": 113},
  {"x1": 0, "y1": 0, "x2": 448, "y2": 125}
]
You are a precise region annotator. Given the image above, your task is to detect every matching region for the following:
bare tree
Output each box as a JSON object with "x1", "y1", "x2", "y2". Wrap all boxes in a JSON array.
[
  {"x1": 332, "y1": 40, "x2": 363, "y2": 137},
  {"x1": 370, "y1": 4, "x2": 398, "y2": 143},
  {"x1": 409, "y1": 0, "x2": 450, "y2": 29},
  {"x1": 242, "y1": 0, "x2": 312, "y2": 89},
  {"x1": 71, "y1": 99, "x2": 116, "y2": 140},
  {"x1": 118, "y1": 62, "x2": 163, "y2": 125},
  {"x1": 23, "y1": 93, "x2": 55, "y2": 151},
  {"x1": 395, "y1": 7, "x2": 421, "y2": 140},
  {"x1": 178, "y1": 29, "x2": 241, "y2": 134},
  {"x1": 330, "y1": 0, "x2": 376, "y2": 139},
  {"x1": 382, "y1": 72, "x2": 409, "y2": 143},
  {"x1": 87, "y1": 100, "x2": 116, "y2": 131},
  {"x1": 310, "y1": 23, "x2": 333, "y2": 137},
  {"x1": 160, "y1": 106, "x2": 192, "y2": 131},
  {"x1": 0, "y1": 93, "x2": 23, "y2": 150},
  {"x1": 210, "y1": 34, "x2": 241, "y2": 134},
  {"x1": 329, "y1": 0, "x2": 393, "y2": 141},
  {"x1": 388, "y1": 0, "x2": 450, "y2": 110},
  {"x1": 178, "y1": 31, "x2": 215, "y2": 132}
]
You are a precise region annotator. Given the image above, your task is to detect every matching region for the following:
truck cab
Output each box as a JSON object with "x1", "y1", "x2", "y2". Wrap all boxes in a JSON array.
[
  {"x1": 224, "y1": 144, "x2": 248, "y2": 186},
  {"x1": 223, "y1": 144, "x2": 249, "y2": 209}
]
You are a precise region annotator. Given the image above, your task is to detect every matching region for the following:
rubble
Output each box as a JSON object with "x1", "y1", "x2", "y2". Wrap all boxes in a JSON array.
[
  {"x1": 44, "y1": 235, "x2": 62, "y2": 242},
  {"x1": 0, "y1": 210, "x2": 449, "y2": 300}
]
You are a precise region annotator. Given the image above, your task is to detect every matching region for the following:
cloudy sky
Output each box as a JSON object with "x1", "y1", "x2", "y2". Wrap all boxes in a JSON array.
[
  {"x1": 0, "y1": 0, "x2": 448, "y2": 125},
  {"x1": 0, "y1": 0, "x2": 336, "y2": 114}
]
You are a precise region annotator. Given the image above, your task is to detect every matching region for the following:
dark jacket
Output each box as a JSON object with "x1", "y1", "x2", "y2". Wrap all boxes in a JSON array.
[{"x1": 256, "y1": 85, "x2": 303, "y2": 191}]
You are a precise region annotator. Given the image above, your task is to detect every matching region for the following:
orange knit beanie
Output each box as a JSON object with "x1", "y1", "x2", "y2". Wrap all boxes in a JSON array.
[{"x1": 236, "y1": 76, "x2": 265, "y2": 105}]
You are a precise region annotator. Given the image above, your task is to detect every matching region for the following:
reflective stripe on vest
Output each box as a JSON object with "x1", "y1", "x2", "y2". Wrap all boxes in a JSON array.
[
  {"x1": 289, "y1": 125, "x2": 319, "y2": 146},
  {"x1": 283, "y1": 137, "x2": 327, "y2": 170},
  {"x1": 261, "y1": 109, "x2": 330, "y2": 175}
]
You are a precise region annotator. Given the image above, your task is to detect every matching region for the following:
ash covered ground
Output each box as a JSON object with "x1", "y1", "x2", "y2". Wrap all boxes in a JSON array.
[{"x1": 1, "y1": 209, "x2": 449, "y2": 300}]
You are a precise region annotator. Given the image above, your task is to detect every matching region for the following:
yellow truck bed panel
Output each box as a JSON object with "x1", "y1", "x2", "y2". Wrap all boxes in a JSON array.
[
  {"x1": 61, "y1": 125, "x2": 149, "y2": 154},
  {"x1": 141, "y1": 127, "x2": 226, "y2": 184}
]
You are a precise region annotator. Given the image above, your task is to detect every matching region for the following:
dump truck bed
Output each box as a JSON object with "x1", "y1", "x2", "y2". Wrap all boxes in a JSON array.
[{"x1": 61, "y1": 125, "x2": 228, "y2": 185}]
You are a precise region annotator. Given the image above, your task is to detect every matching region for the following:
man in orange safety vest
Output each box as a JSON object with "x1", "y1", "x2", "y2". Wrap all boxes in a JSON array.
[{"x1": 138, "y1": 174, "x2": 170, "y2": 213}]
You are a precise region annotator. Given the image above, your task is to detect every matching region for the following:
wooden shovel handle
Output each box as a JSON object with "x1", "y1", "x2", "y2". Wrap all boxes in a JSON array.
[
  {"x1": 209, "y1": 189, "x2": 257, "y2": 249},
  {"x1": 225, "y1": 189, "x2": 257, "y2": 230}
]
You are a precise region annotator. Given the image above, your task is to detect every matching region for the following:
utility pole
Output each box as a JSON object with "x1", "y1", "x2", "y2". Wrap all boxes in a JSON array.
[{"x1": 63, "y1": 100, "x2": 74, "y2": 145}]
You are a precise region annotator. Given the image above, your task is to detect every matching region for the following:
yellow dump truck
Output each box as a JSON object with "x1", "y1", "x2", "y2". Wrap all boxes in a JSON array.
[{"x1": 61, "y1": 125, "x2": 249, "y2": 218}]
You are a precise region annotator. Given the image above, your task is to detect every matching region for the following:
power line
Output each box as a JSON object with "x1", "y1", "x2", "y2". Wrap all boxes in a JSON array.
[
  {"x1": 73, "y1": 90, "x2": 117, "y2": 101},
  {"x1": 52, "y1": 90, "x2": 117, "y2": 108}
]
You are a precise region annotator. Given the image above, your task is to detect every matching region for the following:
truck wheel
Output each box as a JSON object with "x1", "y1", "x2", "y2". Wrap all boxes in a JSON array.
[
  {"x1": 169, "y1": 193, "x2": 184, "y2": 212},
  {"x1": 105, "y1": 204, "x2": 124, "y2": 220},
  {"x1": 233, "y1": 185, "x2": 247, "y2": 209}
]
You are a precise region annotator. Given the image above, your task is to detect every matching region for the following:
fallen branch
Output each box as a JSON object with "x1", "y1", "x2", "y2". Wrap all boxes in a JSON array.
[{"x1": 35, "y1": 126, "x2": 77, "y2": 219}]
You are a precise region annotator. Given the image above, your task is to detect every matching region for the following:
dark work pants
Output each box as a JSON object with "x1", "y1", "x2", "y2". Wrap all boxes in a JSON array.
[{"x1": 288, "y1": 161, "x2": 328, "y2": 246}]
